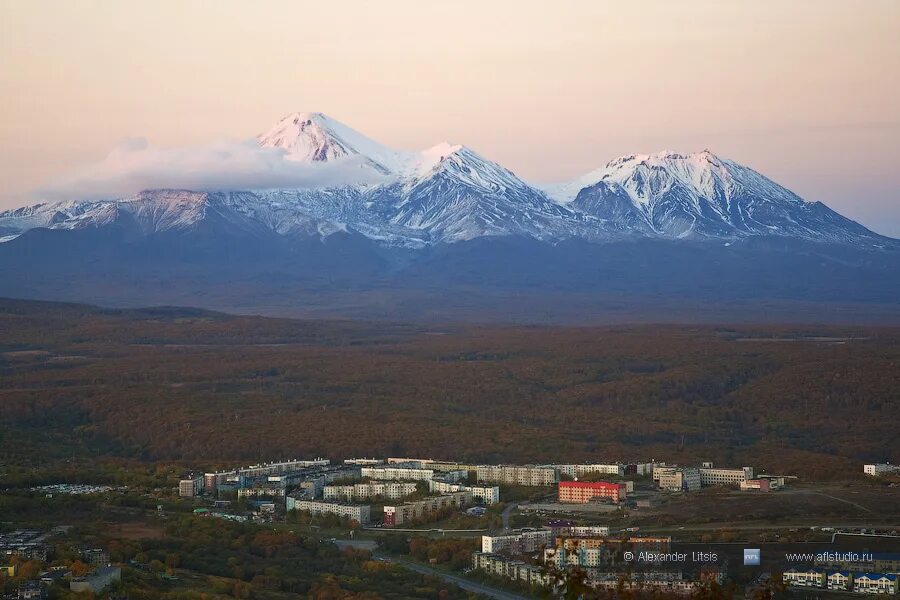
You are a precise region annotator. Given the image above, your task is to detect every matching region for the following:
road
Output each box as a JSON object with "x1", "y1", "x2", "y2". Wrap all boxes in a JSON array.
[
  {"x1": 379, "y1": 554, "x2": 532, "y2": 600},
  {"x1": 501, "y1": 503, "x2": 518, "y2": 530}
]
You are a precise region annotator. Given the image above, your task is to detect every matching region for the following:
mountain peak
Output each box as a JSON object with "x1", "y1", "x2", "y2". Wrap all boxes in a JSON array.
[{"x1": 257, "y1": 112, "x2": 406, "y2": 174}]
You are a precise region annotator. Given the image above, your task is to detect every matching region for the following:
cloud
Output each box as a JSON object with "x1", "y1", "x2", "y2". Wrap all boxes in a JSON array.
[{"x1": 37, "y1": 138, "x2": 385, "y2": 201}]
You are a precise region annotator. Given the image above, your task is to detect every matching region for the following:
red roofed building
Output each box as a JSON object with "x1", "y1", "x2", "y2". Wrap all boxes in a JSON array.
[{"x1": 558, "y1": 481, "x2": 626, "y2": 504}]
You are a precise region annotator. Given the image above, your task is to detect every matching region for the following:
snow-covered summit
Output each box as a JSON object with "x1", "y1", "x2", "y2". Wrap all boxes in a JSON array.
[
  {"x1": 0, "y1": 115, "x2": 891, "y2": 248},
  {"x1": 257, "y1": 111, "x2": 410, "y2": 175}
]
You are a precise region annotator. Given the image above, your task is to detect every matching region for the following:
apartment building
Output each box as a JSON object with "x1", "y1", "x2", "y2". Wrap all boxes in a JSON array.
[
  {"x1": 556, "y1": 463, "x2": 625, "y2": 478},
  {"x1": 481, "y1": 529, "x2": 555, "y2": 554},
  {"x1": 657, "y1": 467, "x2": 701, "y2": 492},
  {"x1": 827, "y1": 571, "x2": 853, "y2": 591},
  {"x1": 323, "y1": 482, "x2": 418, "y2": 502},
  {"x1": 238, "y1": 459, "x2": 329, "y2": 478},
  {"x1": 476, "y1": 465, "x2": 558, "y2": 486},
  {"x1": 237, "y1": 485, "x2": 285, "y2": 499},
  {"x1": 545, "y1": 536, "x2": 672, "y2": 568},
  {"x1": 783, "y1": 567, "x2": 827, "y2": 588},
  {"x1": 428, "y1": 480, "x2": 500, "y2": 505},
  {"x1": 544, "y1": 523, "x2": 610, "y2": 537},
  {"x1": 344, "y1": 458, "x2": 384, "y2": 466},
  {"x1": 854, "y1": 573, "x2": 898, "y2": 594},
  {"x1": 178, "y1": 474, "x2": 203, "y2": 498},
  {"x1": 383, "y1": 491, "x2": 471, "y2": 526},
  {"x1": 360, "y1": 466, "x2": 435, "y2": 482},
  {"x1": 471, "y1": 552, "x2": 551, "y2": 588},
  {"x1": 864, "y1": 463, "x2": 900, "y2": 477},
  {"x1": 286, "y1": 498, "x2": 371, "y2": 524},
  {"x1": 698, "y1": 463, "x2": 754, "y2": 486},
  {"x1": 558, "y1": 481, "x2": 626, "y2": 504}
]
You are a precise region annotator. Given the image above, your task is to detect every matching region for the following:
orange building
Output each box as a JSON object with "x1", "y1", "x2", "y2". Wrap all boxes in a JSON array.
[{"x1": 558, "y1": 480, "x2": 626, "y2": 503}]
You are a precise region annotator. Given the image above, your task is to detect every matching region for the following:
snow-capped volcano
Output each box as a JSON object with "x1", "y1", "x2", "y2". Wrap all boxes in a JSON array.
[
  {"x1": 257, "y1": 111, "x2": 410, "y2": 175},
  {"x1": 0, "y1": 112, "x2": 892, "y2": 249}
]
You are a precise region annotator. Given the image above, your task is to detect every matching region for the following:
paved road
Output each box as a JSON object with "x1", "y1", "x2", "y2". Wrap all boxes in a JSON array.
[
  {"x1": 378, "y1": 554, "x2": 531, "y2": 600},
  {"x1": 501, "y1": 503, "x2": 518, "y2": 530}
]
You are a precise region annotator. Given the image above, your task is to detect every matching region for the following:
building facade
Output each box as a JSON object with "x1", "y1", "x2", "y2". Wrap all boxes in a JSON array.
[
  {"x1": 864, "y1": 463, "x2": 900, "y2": 477},
  {"x1": 360, "y1": 466, "x2": 435, "y2": 481},
  {"x1": 698, "y1": 464, "x2": 754, "y2": 486},
  {"x1": 383, "y1": 491, "x2": 471, "y2": 526},
  {"x1": 558, "y1": 481, "x2": 626, "y2": 504},
  {"x1": 178, "y1": 475, "x2": 203, "y2": 498},
  {"x1": 481, "y1": 530, "x2": 555, "y2": 554},
  {"x1": 475, "y1": 465, "x2": 558, "y2": 486},
  {"x1": 286, "y1": 498, "x2": 371, "y2": 524},
  {"x1": 323, "y1": 482, "x2": 418, "y2": 502},
  {"x1": 657, "y1": 468, "x2": 701, "y2": 492},
  {"x1": 471, "y1": 552, "x2": 551, "y2": 588},
  {"x1": 428, "y1": 480, "x2": 500, "y2": 504}
]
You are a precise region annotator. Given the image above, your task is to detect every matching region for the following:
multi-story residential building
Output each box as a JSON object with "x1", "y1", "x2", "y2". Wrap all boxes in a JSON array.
[
  {"x1": 428, "y1": 480, "x2": 500, "y2": 505},
  {"x1": 178, "y1": 474, "x2": 203, "y2": 497},
  {"x1": 544, "y1": 537, "x2": 671, "y2": 568},
  {"x1": 698, "y1": 463, "x2": 754, "y2": 486},
  {"x1": 853, "y1": 573, "x2": 898, "y2": 594},
  {"x1": 827, "y1": 571, "x2": 853, "y2": 591},
  {"x1": 783, "y1": 567, "x2": 826, "y2": 588},
  {"x1": 592, "y1": 578, "x2": 698, "y2": 596},
  {"x1": 481, "y1": 529, "x2": 555, "y2": 555},
  {"x1": 344, "y1": 458, "x2": 384, "y2": 466},
  {"x1": 472, "y1": 552, "x2": 551, "y2": 587},
  {"x1": 544, "y1": 524, "x2": 610, "y2": 537},
  {"x1": 204, "y1": 471, "x2": 235, "y2": 493},
  {"x1": 863, "y1": 463, "x2": 900, "y2": 477},
  {"x1": 383, "y1": 491, "x2": 471, "y2": 526},
  {"x1": 657, "y1": 468, "x2": 701, "y2": 492},
  {"x1": 285, "y1": 498, "x2": 371, "y2": 524},
  {"x1": 555, "y1": 463, "x2": 625, "y2": 478},
  {"x1": 237, "y1": 459, "x2": 330, "y2": 478},
  {"x1": 476, "y1": 465, "x2": 558, "y2": 486},
  {"x1": 323, "y1": 482, "x2": 418, "y2": 502},
  {"x1": 558, "y1": 481, "x2": 626, "y2": 504},
  {"x1": 237, "y1": 485, "x2": 285, "y2": 499},
  {"x1": 360, "y1": 466, "x2": 435, "y2": 482}
]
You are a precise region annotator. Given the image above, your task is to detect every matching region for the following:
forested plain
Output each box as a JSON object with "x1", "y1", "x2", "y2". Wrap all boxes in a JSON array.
[{"x1": 1, "y1": 298, "x2": 897, "y2": 479}]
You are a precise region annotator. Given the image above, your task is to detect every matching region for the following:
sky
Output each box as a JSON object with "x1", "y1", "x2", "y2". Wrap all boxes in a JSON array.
[{"x1": 1, "y1": 0, "x2": 899, "y2": 235}]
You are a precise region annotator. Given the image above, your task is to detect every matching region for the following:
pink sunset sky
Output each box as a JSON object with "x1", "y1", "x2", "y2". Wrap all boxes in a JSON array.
[{"x1": 1, "y1": 0, "x2": 898, "y2": 235}]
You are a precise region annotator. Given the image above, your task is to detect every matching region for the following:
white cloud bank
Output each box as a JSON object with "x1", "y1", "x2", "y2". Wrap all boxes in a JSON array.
[{"x1": 38, "y1": 138, "x2": 384, "y2": 201}]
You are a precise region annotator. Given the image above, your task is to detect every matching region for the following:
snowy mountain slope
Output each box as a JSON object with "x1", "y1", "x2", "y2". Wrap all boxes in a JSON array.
[
  {"x1": 0, "y1": 114, "x2": 893, "y2": 250},
  {"x1": 556, "y1": 150, "x2": 890, "y2": 244}
]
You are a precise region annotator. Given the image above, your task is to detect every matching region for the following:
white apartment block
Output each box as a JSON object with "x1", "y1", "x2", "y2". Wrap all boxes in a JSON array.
[
  {"x1": 556, "y1": 463, "x2": 625, "y2": 478},
  {"x1": 476, "y1": 465, "x2": 558, "y2": 486},
  {"x1": 698, "y1": 464, "x2": 754, "y2": 486},
  {"x1": 428, "y1": 480, "x2": 500, "y2": 504},
  {"x1": 863, "y1": 463, "x2": 900, "y2": 477},
  {"x1": 286, "y1": 498, "x2": 371, "y2": 524},
  {"x1": 360, "y1": 466, "x2": 435, "y2": 481},
  {"x1": 323, "y1": 482, "x2": 418, "y2": 502},
  {"x1": 657, "y1": 467, "x2": 702, "y2": 492},
  {"x1": 481, "y1": 529, "x2": 554, "y2": 554}
]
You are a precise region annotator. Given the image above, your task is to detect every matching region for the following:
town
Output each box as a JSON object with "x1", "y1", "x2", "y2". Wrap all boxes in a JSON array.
[{"x1": 2, "y1": 454, "x2": 897, "y2": 599}]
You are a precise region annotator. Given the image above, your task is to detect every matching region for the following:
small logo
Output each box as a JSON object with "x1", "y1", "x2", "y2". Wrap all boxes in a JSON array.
[{"x1": 743, "y1": 548, "x2": 761, "y2": 566}]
